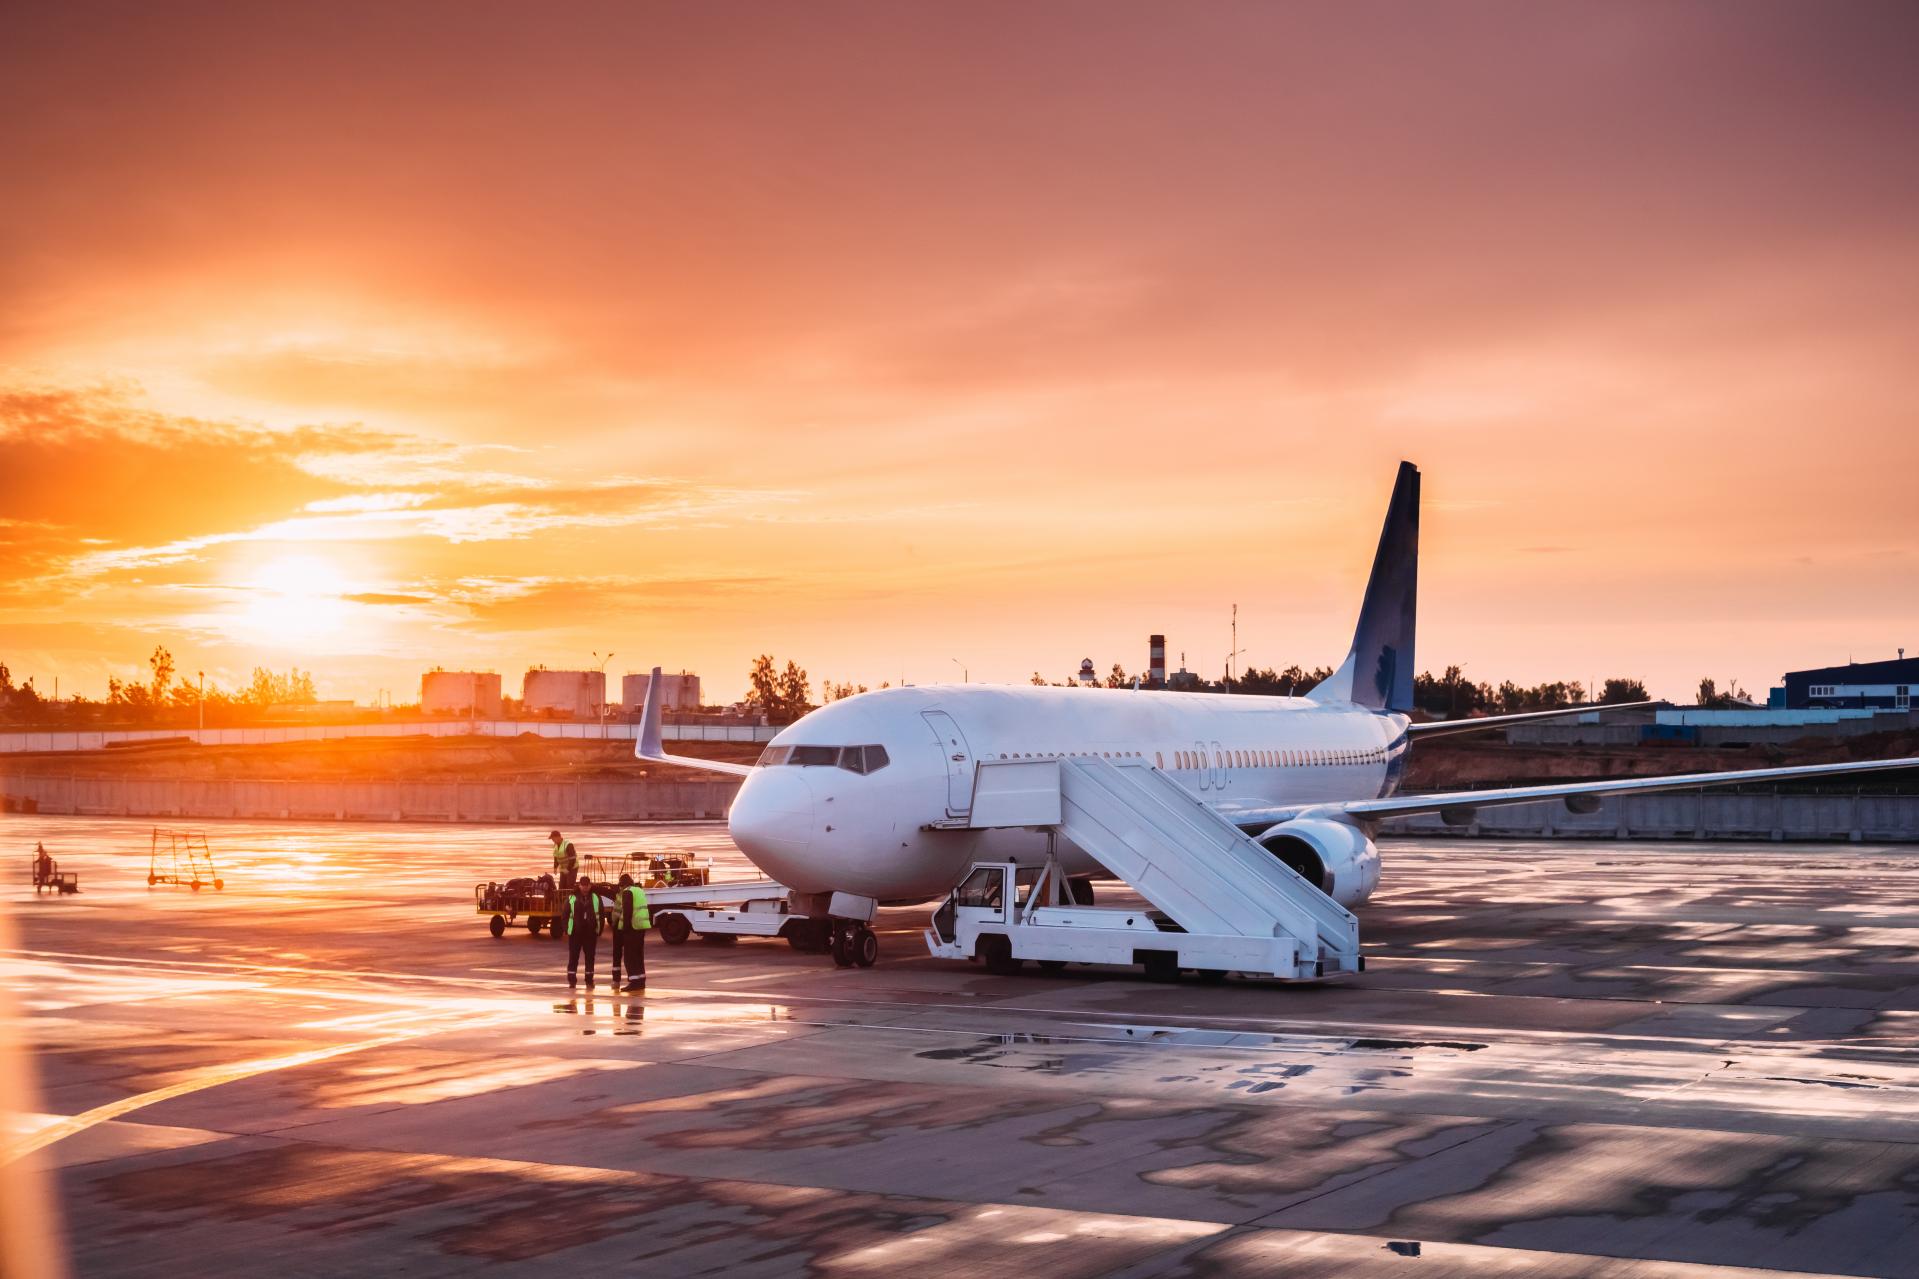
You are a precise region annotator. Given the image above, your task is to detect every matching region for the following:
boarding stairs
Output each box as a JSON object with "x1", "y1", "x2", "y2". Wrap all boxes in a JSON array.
[{"x1": 961, "y1": 756, "x2": 1361, "y2": 978}]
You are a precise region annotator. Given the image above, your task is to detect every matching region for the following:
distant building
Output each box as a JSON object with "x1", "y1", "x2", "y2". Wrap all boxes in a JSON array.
[
  {"x1": 521, "y1": 668, "x2": 605, "y2": 718},
  {"x1": 621, "y1": 671, "x2": 702, "y2": 713},
  {"x1": 421, "y1": 670, "x2": 503, "y2": 717},
  {"x1": 1776, "y1": 653, "x2": 1916, "y2": 711}
]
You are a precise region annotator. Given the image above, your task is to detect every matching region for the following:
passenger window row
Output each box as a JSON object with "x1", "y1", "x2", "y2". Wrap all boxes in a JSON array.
[
  {"x1": 757, "y1": 744, "x2": 891, "y2": 773},
  {"x1": 1163, "y1": 745, "x2": 1389, "y2": 770}
]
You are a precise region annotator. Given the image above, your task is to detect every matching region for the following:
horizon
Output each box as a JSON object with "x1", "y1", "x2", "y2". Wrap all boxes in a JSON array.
[{"x1": 4, "y1": 4, "x2": 1915, "y2": 706}]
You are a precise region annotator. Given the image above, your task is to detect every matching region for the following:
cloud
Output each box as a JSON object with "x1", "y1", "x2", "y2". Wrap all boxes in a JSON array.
[{"x1": 341, "y1": 592, "x2": 433, "y2": 605}]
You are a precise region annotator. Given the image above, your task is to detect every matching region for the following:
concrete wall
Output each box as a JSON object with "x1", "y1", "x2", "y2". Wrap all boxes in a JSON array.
[
  {"x1": 0, "y1": 719, "x2": 778, "y2": 754},
  {"x1": 1381, "y1": 791, "x2": 1919, "y2": 842},
  {"x1": 0, "y1": 772, "x2": 742, "y2": 823}
]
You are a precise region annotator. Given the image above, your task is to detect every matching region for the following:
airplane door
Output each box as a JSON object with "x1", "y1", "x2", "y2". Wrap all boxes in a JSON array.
[
  {"x1": 1211, "y1": 739, "x2": 1226, "y2": 789},
  {"x1": 1193, "y1": 740, "x2": 1211, "y2": 790},
  {"x1": 922, "y1": 710, "x2": 975, "y2": 818}
]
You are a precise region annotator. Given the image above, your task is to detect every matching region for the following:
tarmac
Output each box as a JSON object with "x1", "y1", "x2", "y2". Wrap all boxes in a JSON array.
[{"x1": 5, "y1": 815, "x2": 1919, "y2": 1277}]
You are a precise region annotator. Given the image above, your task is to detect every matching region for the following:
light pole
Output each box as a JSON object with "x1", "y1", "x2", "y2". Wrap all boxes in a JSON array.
[
  {"x1": 197, "y1": 671, "x2": 204, "y2": 741},
  {"x1": 592, "y1": 650, "x2": 615, "y2": 738},
  {"x1": 1224, "y1": 649, "x2": 1244, "y2": 692},
  {"x1": 950, "y1": 657, "x2": 967, "y2": 684}
]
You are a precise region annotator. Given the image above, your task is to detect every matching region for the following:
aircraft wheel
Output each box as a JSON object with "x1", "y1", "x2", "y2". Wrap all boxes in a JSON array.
[
  {"x1": 831, "y1": 928, "x2": 856, "y2": 967},
  {"x1": 980, "y1": 933, "x2": 1023, "y2": 976},
  {"x1": 853, "y1": 925, "x2": 878, "y2": 968},
  {"x1": 489, "y1": 914, "x2": 507, "y2": 938},
  {"x1": 657, "y1": 913, "x2": 692, "y2": 945}
]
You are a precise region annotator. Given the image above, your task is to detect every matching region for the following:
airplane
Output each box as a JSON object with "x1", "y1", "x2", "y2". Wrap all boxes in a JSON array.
[{"x1": 637, "y1": 461, "x2": 1918, "y2": 961}]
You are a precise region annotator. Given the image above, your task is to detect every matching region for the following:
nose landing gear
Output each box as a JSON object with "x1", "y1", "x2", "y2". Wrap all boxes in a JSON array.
[{"x1": 829, "y1": 920, "x2": 879, "y2": 968}]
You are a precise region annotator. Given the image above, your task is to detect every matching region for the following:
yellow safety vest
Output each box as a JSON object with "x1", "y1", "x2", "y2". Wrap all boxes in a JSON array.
[
  {"x1": 565, "y1": 891, "x2": 598, "y2": 936},
  {"x1": 554, "y1": 840, "x2": 577, "y2": 872},
  {"x1": 623, "y1": 885, "x2": 651, "y2": 930}
]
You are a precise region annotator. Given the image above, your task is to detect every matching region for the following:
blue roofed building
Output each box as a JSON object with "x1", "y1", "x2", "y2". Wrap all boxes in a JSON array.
[{"x1": 1774, "y1": 653, "x2": 1916, "y2": 712}]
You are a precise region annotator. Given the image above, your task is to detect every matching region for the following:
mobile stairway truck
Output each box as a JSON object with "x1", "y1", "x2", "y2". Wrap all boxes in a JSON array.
[{"x1": 923, "y1": 756, "x2": 1363, "y2": 982}]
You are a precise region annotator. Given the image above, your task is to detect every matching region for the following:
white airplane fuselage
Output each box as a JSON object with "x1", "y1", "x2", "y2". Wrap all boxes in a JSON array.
[{"x1": 727, "y1": 683, "x2": 1409, "y2": 902}]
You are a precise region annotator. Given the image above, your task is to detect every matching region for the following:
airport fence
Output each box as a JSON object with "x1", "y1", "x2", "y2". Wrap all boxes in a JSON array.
[
  {"x1": 1381, "y1": 790, "x2": 1919, "y2": 842},
  {"x1": 0, "y1": 719, "x2": 777, "y2": 754},
  {"x1": 0, "y1": 773, "x2": 743, "y2": 823}
]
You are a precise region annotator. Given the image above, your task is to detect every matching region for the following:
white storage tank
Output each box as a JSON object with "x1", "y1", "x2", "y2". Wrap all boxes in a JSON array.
[
  {"x1": 421, "y1": 670, "x2": 502, "y2": 717},
  {"x1": 622, "y1": 671, "x2": 702, "y2": 713},
  {"x1": 521, "y1": 669, "x2": 605, "y2": 718}
]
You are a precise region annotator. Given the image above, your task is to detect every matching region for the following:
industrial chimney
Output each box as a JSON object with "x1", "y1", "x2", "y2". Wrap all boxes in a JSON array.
[{"x1": 1148, "y1": 634, "x2": 1166, "y2": 688}]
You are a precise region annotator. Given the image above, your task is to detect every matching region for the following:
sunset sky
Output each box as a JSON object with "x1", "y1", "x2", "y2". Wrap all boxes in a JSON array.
[{"x1": 3, "y1": 2, "x2": 1915, "y2": 705}]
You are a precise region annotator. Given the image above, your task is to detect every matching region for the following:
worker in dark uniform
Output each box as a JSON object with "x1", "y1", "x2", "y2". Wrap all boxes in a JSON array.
[
  {"x1": 33, "y1": 843, "x2": 53, "y2": 889},
  {"x1": 564, "y1": 873, "x2": 604, "y2": 988},
  {"x1": 550, "y1": 829, "x2": 578, "y2": 889},
  {"x1": 609, "y1": 872, "x2": 652, "y2": 992}
]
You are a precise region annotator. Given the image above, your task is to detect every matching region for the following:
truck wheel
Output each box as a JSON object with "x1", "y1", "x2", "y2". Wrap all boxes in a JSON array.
[
  {"x1": 551, "y1": 921, "x2": 568, "y2": 940},
  {"x1": 489, "y1": 914, "x2": 507, "y2": 938},
  {"x1": 980, "y1": 934, "x2": 1023, "y2": 976},
  {"x1": 1037, "y1": 960, "x2": 1067, "y2": 972},
  {"x1": 657, "y1": 913, "x2": 692, "y2": 945},
  {"x1": 701, "y1": 931, "x2": 738, "y2": 945},
  {"x1": 853, "y1": 925, "x2": 879, "y2": 968}
]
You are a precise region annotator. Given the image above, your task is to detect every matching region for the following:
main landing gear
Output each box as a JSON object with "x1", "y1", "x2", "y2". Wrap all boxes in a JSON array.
[{"x1": 828, "y1": 919, "x2": 879, "y2": 968}]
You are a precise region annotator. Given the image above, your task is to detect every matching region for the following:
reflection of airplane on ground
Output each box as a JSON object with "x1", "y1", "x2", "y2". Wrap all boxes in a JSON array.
[{"x1": 640, "y1": 462, "x2": 1918, "y2": 967}]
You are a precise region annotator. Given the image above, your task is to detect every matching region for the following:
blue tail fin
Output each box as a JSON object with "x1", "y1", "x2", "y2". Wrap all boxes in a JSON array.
[{"x1": 1308, "y1": 462, "x2": 1419, "y2": 712}]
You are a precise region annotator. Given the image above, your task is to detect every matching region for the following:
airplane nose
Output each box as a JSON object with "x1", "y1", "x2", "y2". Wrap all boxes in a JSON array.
[{"x1": 728, "y1": 766, "x2": 815, "y2": 880}]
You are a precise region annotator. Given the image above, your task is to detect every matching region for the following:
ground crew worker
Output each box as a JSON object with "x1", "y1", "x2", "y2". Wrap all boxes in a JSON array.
[
  {"x1": 550, "y1": 830, "x2": 578, "y2": 888},
  {"x1": 33, "y1": 843, "x2": 52, "y2": 888},
  {"x1": 609, "y1": 872, "x2": 651, "y2": 992},
  {"x1": 564, "y1": 873, "x2": 604, "y2": 988}
]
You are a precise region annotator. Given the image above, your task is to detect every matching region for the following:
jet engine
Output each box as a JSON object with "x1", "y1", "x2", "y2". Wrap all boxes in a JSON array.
[{"x1": 1258, "y1": 818, "x2": 1381, "y2": 908}]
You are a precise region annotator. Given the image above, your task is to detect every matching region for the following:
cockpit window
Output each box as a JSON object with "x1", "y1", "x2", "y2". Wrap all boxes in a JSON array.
[{"x1": 767, "y1": 743, "x2": 892, "y2": 774}]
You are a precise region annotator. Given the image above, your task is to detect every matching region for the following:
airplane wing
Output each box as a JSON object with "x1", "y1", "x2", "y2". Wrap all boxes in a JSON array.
[
  {"x1": 633, "y1": 665, "x2": 758, "y2": 779},
  {"x1": 1406, "y1": 700, "x2": 1653, "y2": 738},
  {"x1": 1220, "y1": 753, "x2": 1919, "y2": 829}
]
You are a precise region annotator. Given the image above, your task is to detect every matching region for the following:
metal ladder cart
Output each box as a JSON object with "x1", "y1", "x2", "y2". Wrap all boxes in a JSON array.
[{"x1": 148, "y1": 827, "x2": 223, "y2": 891}]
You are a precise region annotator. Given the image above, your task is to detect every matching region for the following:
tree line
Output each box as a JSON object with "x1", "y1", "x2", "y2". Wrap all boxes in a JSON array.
[
  {"x1": 0, "y1": 647, "x2": 321, "y2": 728},
  {"x1": 1032, "y1": 661, "x2": 1667, "y2": 716}
]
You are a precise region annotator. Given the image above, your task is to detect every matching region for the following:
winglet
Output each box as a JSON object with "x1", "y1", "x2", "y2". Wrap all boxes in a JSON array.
[{"x1": 636, "y1": 665, "x2": 665, "y2": 759}]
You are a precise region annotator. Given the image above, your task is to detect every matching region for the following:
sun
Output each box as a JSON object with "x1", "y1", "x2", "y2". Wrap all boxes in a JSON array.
[{"x1": 231, "y1": 553, "x2": 353, "y2": 647}]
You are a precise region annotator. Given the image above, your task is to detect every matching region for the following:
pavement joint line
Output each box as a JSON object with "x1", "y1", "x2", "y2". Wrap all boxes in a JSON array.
[
  {"x1": 14, "y1": 951, "x2": 1919, "y2": 1060},
  {"x1": 0, "y1": 1011, "x2": 521, "y2": 1167}
]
